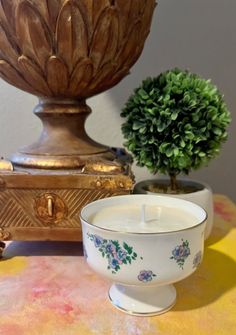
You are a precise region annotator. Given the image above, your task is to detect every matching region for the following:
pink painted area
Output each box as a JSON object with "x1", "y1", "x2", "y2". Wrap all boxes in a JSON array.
[
  {"x1": 0, "y1": 254, "x2": 151, "y2": 334},
  {"x1": 0, "y1": 324, "x2": 24, "y2": 335},
  {"x1": 214, "y1": 200, "x2": 235, "y2": 222}
]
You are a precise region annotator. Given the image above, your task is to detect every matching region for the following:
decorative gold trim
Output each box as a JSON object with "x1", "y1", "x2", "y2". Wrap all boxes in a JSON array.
[
  {"x1": 0, "y1": 159, "x2": 13, "y2": 172},
  {"x1": 0, "y1": 173, "x2": 133, "y2": 190},
  {"x1": 0, "y1": 228, "x2": 11, "y2": 240},
  {"x1": 108, "y1": 290, "x2": 176, "y2": 317}
]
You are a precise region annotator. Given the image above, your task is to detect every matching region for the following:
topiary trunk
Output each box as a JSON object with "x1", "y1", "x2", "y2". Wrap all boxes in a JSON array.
[{"x1": 169, "y1": 173, "x2": 178, "y2": 192}]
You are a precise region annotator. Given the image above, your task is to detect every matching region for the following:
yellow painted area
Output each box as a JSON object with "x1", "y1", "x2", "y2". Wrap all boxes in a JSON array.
[
  {"x1": 149, "y1": 196, "x2": 236, "y2": 335},
  {"x1": 0, "y1": 257, "x2": 27, "y2": 276},
  {"x1": 26, "y1": 315, "x2": 94, "y2": 335},
  {"x1": 0, "y1": 195, "x2": 235, "y2": 335}
]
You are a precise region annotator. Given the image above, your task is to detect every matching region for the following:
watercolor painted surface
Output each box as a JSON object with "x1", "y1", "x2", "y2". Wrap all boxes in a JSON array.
[{"x1": 0, "y1": 194, "x2": 235, "y2": 335}]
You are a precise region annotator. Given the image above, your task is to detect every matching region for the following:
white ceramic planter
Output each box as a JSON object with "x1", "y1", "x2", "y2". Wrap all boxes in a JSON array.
[
  {"x1": 80, "y1": 195, "x2": 206, "y2": 316},
  {"x1": 134, "y1": 179, "x2": 213, "y2": 240}
]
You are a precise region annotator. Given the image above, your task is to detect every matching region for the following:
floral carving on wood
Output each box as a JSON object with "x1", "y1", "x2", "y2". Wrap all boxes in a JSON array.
[{"x1": 0, "y1": 0, "x2": 156, "y2": 99}]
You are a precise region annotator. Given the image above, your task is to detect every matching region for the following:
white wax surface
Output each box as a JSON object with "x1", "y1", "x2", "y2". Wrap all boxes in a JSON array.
[{"x1": 90, "y1": 204, "x2": 198, "y2": 233}]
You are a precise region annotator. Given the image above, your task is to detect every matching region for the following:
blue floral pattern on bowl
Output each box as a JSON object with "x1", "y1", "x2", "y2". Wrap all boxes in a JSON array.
[
  {"x1": 83, "y1": 243, "x2": 88, "y2": 260},
  {"x1": 170, "y1": 239, "x2": 190, "y2": 269},
  {"x1": 193, "y1": 250, "x2": 202, "y2": 269},
  {"x1": 138, "y1": 270, "x2": 157, "y2": 282},
  {"x1": 87, "y1": 233, "x2": 138, "y2": 274}
]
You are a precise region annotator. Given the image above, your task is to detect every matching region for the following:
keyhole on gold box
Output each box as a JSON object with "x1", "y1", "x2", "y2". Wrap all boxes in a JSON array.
[
  {"x1": 34, "y1": 193, "x2": 68, "y2": 224},
  {"x1": 47, "y1": 195, "x2": 54, "y2": 217}
]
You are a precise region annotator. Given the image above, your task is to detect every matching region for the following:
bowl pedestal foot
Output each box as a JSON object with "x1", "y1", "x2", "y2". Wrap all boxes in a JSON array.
[{"x1": 109, "y1": 283, "x2": 176, "y2": 316}]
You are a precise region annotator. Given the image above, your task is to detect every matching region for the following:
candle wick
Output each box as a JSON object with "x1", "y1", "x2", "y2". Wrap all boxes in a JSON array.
[{"x1": 141, "y1": 204, "x2": 146, "y2": 224}]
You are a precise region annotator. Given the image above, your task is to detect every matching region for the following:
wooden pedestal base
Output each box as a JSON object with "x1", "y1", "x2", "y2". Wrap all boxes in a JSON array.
[{"x1": 0, "y1": 167, "x2": 133, "y2": 245}]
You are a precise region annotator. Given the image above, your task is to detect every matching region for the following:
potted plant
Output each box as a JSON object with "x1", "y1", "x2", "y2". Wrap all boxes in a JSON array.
[{"x1": 121, "y1": 68, "x2": 231, "y2": 239}]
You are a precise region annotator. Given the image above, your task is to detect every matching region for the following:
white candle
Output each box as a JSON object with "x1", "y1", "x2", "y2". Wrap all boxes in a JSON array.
[
  {"x1": 89, "y1": 204, "x2": 198, "y2": 233},
  {"x1": 141, "y1": 204, "x2": 146, "y2": 225}
]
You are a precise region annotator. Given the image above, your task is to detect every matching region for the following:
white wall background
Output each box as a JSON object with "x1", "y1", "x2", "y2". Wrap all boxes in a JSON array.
[{"x1": 0, "y1": 0, "x2": 235, "y2": 200}]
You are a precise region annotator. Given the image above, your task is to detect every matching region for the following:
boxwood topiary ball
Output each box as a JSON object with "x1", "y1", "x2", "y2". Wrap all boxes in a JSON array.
[{"x1": 121, "y1": 68, "x2": 231, "y2": 176}]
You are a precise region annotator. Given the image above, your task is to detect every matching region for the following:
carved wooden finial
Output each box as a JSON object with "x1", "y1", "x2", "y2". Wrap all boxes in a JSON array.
[{"x1": 0, "y1": 0, "x2": 156, "y2": 99}]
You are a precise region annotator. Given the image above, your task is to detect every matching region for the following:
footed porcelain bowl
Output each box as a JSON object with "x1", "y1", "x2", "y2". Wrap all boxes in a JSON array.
[{"x1": 80, "y1": 195, "x2": 207, "y2": 316}]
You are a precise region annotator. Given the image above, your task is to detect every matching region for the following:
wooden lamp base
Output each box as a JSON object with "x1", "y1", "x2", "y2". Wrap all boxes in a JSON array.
[{"x1": 0, "y1": 0, "x2": 156, "y2": 257}]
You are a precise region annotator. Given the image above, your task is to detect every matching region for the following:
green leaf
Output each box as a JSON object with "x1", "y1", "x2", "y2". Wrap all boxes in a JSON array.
[
  {"x1": 171, "y1": 111, "x2": 178, "y2": 120},
  {"x1": 199, "y1": 152, "x2": 206, "y2": 157},
  {"x1": 192, "y1": 114, "x2": 200, "y2": 122},
  {"x1": 166, "y1": 148, "x2": 173, "y2": 157},
  {"x1": 126, "y1": 256, "x2": 132, "y2": 264},
  {"x1": 112, "y1": 240, "x2": 120, "y2": 250},
  {"x1": 173, "y1": 147, "x2": 179, "y2": 156},
  {"x1": 138, "y1": 88, "x2": 149, "y2": 100},
  {"x1": 185, "y1": 131, "x2": 195, "y2": 140},
  {"x1": 180, "y1": 139, "x2": 186, "y2": 148},
  {"x1": 139, "y1": 127, "x2": 146, "y2": 134},
  {"x1": 157, "y1": 123, "x2": 166, "y2": 132},
  {"x1": 132, "y1": 122, "x2": 143, "y2": 130},
  {"x1": 123, "y1": 242, "x2": 133, "y2": 255},
  {"x1": 213, "y1": 128, "x2": 222, "y2": 136}
]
